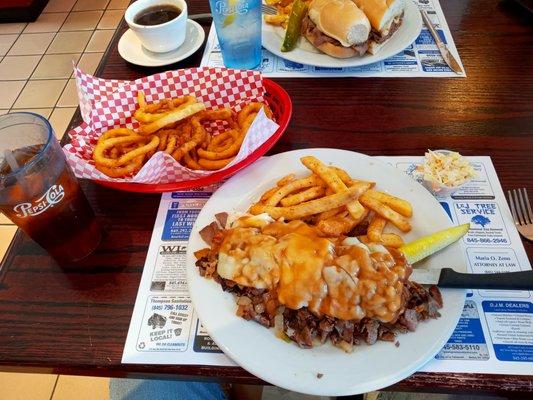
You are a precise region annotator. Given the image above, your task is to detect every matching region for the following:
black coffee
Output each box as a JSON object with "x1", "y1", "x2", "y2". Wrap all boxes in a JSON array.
[{"x1": 134, "y1": 4, "x2": 181, "y2": 26}]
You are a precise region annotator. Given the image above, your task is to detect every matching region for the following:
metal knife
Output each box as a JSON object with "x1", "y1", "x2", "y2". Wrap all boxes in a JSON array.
[
  {"x1": 411, "y1": 268, "x2": 533, "y2": 290},
  {"x1": 420, "y1": 10, "x2": 463, "y2": 75}
]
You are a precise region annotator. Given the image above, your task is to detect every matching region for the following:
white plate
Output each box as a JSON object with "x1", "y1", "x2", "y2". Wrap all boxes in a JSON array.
[
  {"x1": 118, "y1": 19, "x2": 205, "y2": 67},
  {"x1": 262, "y1": 0, "x2": 422, "y2": 68},
  {"x1": 186, "y1": 149, "x2": 466, "y2": 396}
]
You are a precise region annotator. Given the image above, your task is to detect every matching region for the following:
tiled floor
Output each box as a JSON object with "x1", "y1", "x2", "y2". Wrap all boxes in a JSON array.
[
  {"x1": 0, "y1": 0, "x2": 126, "y2": 397},
  {"x1": 0, "y1": 373, "x2": 110, "y2": 400}
]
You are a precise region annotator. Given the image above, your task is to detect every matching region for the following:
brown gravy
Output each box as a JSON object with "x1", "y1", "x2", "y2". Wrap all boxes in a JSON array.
[
  {"x1": 218, "y1": 217, "x2": 410, "y2": 323},
  {"x1": 134, "y1": 4, "x2": 181, "y2": 26}
]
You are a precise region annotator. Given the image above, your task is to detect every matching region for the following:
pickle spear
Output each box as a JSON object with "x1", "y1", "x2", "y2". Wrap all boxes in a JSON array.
[
  {"x1": 281, "y1": 0, "x2": 308, "y2": 52},
  {"x1": 400, "y1": 223, "x2": 470, "y2": 265}
]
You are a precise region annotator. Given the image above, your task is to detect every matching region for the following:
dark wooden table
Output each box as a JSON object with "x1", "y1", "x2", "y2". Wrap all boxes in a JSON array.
[{"x1": 1, "y1": 0, "x2": 532, "y2": 396}]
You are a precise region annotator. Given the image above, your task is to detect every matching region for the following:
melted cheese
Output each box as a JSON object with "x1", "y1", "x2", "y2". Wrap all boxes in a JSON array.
[{"x1": 217, "y1": 217, "x2": 409, "y2": 322}]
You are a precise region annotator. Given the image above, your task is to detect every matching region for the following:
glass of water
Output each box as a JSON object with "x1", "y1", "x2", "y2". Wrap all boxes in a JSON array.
[{"x1": 209, "y1": 0, "x2": 262, "y2": 69}]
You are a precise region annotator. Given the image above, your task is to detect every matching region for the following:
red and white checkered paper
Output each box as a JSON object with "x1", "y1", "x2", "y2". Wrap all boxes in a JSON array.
[{"x1": 63, "y1": 67, "x2": 279, "y2": 184}]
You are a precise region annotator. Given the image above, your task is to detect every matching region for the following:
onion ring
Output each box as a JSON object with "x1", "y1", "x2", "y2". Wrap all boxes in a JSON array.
[
  {"x1": 96, "y1": 154, "x2": 145, "y2": 178},
  {"x1": 197, "y1": 129, "x2": 243, "y2": 160},
  {"x1": 237, "y1": 102, "x2": 273, "y2": 130},
  {"x1": 197, "y1": 156, "x2": 234, "y2": 170},
  {"x1": 165, "y1": 135, "x2": 177, "y2": 154},
  {"x1": 170, "y1": 114, "x2": 209, "y2": 161},
  {"x1": 94, "y1": 135, "x2": 159, "y2": 168},
  {"x1": 208, "y1": 129, "x2": 239, "y2": 150},
  {"x1": 183, "y1": 152, "x2": 202, "y2": 170},
  {"x1": 94, "y1": 134, "x2": 147, "y2": 167},
  {"x1": 157, "y1": 130, "x2": 169, "y2": 151}
]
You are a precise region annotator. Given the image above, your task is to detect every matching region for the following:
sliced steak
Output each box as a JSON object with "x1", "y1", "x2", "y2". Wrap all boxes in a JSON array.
[
  {"x1": 363, "y1": 318, "x2": 380, "y2": 345},
  {"x1": 399, "y1": 308, "x2": 419, "y2": 332},
  {"x1": 195, "y1": 222, "x2": 444, "y2": 351},
  {"x1": 429, "y1": 285, "x2": 443, "y2": 308},
  {"x1": 199, "y1": 221, "x2": 221, "y2": 246},
  {"x1": 369, "y1": 15, "x2": 403, "y2": 44},
  {"x1": 215, "y1": 212, "x2": 229, "y2": 228},
  {"x1": 301, "y1": 16, "x2": 368, "y2": 56}
]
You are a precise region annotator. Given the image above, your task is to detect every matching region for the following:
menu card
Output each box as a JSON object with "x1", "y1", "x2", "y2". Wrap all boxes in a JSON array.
[
  {"x1": 200, "y1": 0, "x2": 466, "y2": 78},
  {"x1": 122, "y1": 156, "x2": 532, "y2": 376}
]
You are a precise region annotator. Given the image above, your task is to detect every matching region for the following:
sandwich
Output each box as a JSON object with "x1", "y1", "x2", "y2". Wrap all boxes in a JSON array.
[
  {"x1": 352, "y1": 0, "x2": 405, "y2": 54},
  {"x1": 302, "y1": 0, "x2": 371, "y2": 58}
]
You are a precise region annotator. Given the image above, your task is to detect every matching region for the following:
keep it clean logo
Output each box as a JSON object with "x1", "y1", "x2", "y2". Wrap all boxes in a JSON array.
[{"x1": 13, "y1": 185, "x2": 65, "y2": 218}]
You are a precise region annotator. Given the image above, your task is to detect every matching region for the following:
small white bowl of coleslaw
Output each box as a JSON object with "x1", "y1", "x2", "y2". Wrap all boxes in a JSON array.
[{"x1": 417, "y1": 149, "x2": 476, "y2": 197}]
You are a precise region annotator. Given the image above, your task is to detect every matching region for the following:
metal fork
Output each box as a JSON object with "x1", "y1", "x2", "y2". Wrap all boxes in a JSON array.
[
  {"x1": 262, "y1": 3, "x2": 277, "y2": 15},
  {"x1": 508, "y1": 188, "x2": 533, "y2": 241}
]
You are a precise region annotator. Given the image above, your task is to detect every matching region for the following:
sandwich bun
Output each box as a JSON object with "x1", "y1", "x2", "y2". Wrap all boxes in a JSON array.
[
  {"x1": 352, "y1": 0, "x2": 405, "y2": 35},
  {"x1": 308, "y1": 0, "x2": 371, "y2": 46}
]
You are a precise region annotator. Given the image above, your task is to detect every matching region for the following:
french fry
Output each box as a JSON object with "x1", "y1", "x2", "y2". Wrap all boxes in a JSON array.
[
  {"x1": 301, "y1": 156, "x2": 368, "y2": 223},
  {"x1": 264, "y1": 14, "x2": 288, "y2": 26},
  {"x1": 250, "y1": 182, "x2": 371, "y2": 220},
  {"x1": 137, "y1": 91, "x2": 146, "y2": 108},
  {"x1": 139, "y1": 102, "x2": 206, "y2": 135},
  {"x1": 135, "y1": 94, "x2": 198, "y2": 123},
  {"x1": 359, "y1": 193, "x2": 412, "y2": 232},
  {"x1": 277, "y1": 173, "x2": 296, "y2": 187},
  {"x1": 315, "y1": 206, "x2": 345, "y2": 222},
  {"x1": 265, "y1": 174, "x2": 324, "y2": 206},
  {"x1": 280, "y1": 186, "x2": 325, "y2": 207},
  {"x1": 381, "y1": 233, "x2": 404, "y2": 248},
  {"x1": 317, "y1": 212, "x2": 357, "y2": 236},
  {"x1": 367, "y1": 215, "x2": 387, "y2": 242},
  {"x1": 365, "y1": 190, "x2": 413, "y2": 217},
  {"x1": 260, "y1": 186, "x2": 281, "y2": 203},
  {"x1": 330, "y1": 166, "x2": 352, "y2": 186}
]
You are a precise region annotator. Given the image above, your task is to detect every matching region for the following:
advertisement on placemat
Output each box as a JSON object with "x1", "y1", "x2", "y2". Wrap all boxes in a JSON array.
[
  {"x1": 122, "y1": 157, "x2": 532, "y2": 374},
  {"x1": 122, "y1": 183, "x2": 235, "y2": 366},
  {"x1": 389, "y1": 156, "x2": 532, "y2": 373}
]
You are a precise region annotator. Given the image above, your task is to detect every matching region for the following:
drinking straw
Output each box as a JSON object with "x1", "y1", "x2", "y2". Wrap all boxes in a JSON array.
[{"x1": 4, "y1": 149, "x2": 31, "y2": 196}]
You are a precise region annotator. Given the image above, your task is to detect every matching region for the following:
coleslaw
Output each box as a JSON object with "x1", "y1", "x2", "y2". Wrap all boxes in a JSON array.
[{"x1": 417, "y1": 150, "x2": 476, "y2": 190}]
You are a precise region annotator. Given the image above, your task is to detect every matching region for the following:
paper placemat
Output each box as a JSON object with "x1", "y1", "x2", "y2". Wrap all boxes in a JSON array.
[
  {"x1": 200, "y1": 0, "x2": 465, "y2": 78},
  {"x1": 122, "y1": 156, "x2": 531, "y2": 375}
]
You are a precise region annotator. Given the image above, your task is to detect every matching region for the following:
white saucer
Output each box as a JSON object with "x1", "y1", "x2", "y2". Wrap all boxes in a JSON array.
[{"x1": 118, "y1": 19, "x2": 205, "y2": 67}]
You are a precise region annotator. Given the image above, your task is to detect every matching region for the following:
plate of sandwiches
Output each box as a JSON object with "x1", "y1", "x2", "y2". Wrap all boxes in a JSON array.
[
  {"x1": 262, "y1": 0, "x2": 422, "y2": 68},
  {"x1": 186, "y1": 148, "x2": 466, "y2": 396}
]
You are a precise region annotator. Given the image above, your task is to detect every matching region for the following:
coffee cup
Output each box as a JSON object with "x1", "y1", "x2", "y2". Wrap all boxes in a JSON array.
[{"x1": 125, "y1": 0, "x2": 188, "y2": 53}]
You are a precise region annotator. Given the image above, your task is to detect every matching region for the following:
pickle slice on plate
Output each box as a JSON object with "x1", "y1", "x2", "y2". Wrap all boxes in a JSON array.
[
  {"x1": 400, "y1": 223, "x2": 470, "y2": 265},
  {"x1": 281, "y1": 0, "x2": 308, "y2": 52}
]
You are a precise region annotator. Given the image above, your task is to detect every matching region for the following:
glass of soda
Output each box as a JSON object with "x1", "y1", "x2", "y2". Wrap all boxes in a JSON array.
[
  {"x1": 0, "y1": 113, "x2": 101, "y2": 263},
  {"x1": 209, "y1": 0, "x2": 262, "y2": 69}
]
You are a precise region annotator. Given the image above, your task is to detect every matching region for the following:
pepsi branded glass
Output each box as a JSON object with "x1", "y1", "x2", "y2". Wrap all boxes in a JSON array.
[
  {"x1": 0, "y1": 113, "x2": 101, "y2": 262},
  {"x1": 209, "y1": 0, "x2": 262, "y2": 69}
]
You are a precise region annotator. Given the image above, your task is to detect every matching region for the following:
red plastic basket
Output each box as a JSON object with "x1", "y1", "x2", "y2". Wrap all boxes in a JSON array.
[{"x1": 94, "y1": 78, "x2": 292, "y2": 193}]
